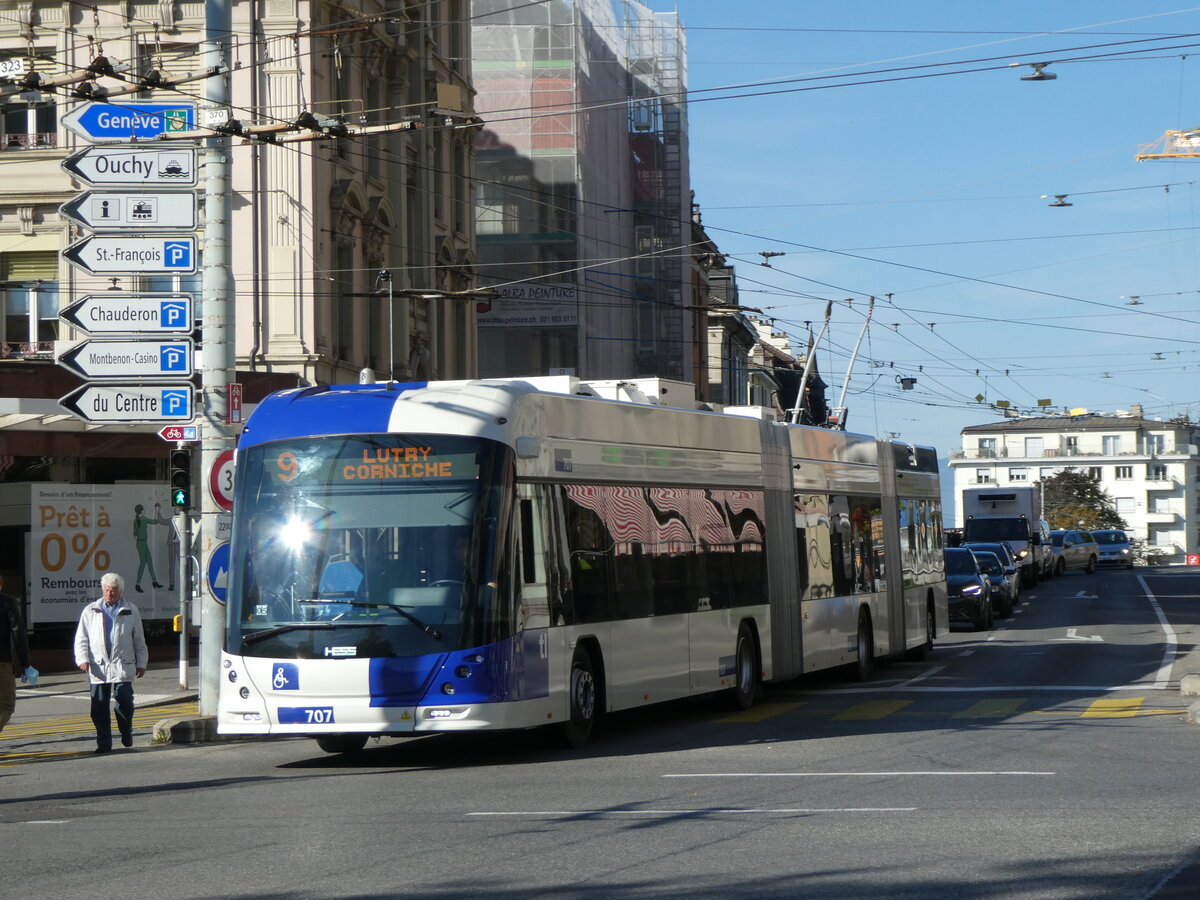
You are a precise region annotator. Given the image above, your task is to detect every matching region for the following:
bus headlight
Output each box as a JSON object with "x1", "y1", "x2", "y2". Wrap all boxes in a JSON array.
[
  {"x1": 441, "y1": 682, "x2": 456, "y2": 695},
  {"x1": 239, "y1": 686, "x2": 250, "y2": 699}
]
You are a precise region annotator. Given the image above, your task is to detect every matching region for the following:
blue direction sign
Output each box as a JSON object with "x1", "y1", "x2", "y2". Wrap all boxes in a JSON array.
[
  {"x1": 56, "y1": 338, "x2": 194, "y2": 380},
  {"x1": 59, "y1": 293, "x2": 192, "y2": 335},
  {"x1": 59, "y1": 383, "x2": 194, "y2": 424},
  {"x1": 62, "y1": 234, "x2": 196, "y2": 275},
  {"x1": 61, "y1": 101, "x2": 195, "y2": 143}
]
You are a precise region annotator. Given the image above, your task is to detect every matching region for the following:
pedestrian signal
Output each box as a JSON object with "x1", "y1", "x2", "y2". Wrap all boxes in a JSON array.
[{"x1": 170, "y1": 448, "x2": 193, "y2": 509}]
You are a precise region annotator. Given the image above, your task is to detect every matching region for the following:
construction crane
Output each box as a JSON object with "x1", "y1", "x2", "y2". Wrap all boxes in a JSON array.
[{"x1": 1136, "y1": 129, "x2": 1200, "y2": 161}]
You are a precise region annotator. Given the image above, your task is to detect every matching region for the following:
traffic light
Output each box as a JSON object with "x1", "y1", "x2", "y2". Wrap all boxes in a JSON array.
[{"x1": 169, "y1": 449, "x2": 193, "y2": 510}]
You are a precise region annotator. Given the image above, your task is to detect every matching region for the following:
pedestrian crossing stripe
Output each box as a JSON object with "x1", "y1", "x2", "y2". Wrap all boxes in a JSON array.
[{"x1": 714, "y1": 696, "x2": 1186, "y2": 723}]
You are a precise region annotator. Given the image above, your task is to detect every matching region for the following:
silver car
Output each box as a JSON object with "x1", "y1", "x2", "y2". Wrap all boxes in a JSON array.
[
  {"x1": 1050, "y1": 529, "x2": 1099, "y2": 574},
  {"x1": 1091, "y1": 529, "x2": 1135, "y2": 569}
]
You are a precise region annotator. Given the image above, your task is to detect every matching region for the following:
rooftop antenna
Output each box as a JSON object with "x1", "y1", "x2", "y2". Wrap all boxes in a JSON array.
[
  {"x1": 788, "y1": 300, "x2": 832, "y2": 424},
  {"x1": 827, "y1": 296, "x2": 875, "y2": 430}
]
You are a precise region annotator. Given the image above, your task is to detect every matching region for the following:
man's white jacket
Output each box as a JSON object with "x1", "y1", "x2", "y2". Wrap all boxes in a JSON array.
[{"x1": 74, "y1": 598, "x2": 148, "y2": 684}]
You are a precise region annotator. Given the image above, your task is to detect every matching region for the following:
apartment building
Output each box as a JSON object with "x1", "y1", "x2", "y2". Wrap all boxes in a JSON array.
[{"x1": 949, "y1": 408, "x2": 1200, "y2": 564}]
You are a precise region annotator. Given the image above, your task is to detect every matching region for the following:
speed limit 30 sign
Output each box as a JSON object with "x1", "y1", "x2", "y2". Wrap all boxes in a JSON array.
[{"x1": 210, "y1": 448, "x2": 235, "y2": 511}]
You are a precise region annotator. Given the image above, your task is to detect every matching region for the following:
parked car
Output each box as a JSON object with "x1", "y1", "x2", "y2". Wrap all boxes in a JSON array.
[
  {"x1": 1049, "y1": 529, "x2": 1099, "y2": 574},
  {"x1": 1091, "y1": 528, "x2": 1135, "y2": 569},
  {"x1": 971, "y1": 550, "x2": 1014, "y2": 618},
  {"x1": 944, "y1": 547, "x2": 993, "y2": 630},
  {"x1": 962, "y1": 540, "x2": 1021, "y2": 604}
]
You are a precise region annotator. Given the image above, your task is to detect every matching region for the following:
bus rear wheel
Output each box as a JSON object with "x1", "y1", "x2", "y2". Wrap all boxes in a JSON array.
[
  {"x1": 905, "y1": 603, "x2": 935, "y2": 661},
  {"x1": 316, "y1": 734, "x2": 368, "y2": 755},
  {"x1": 730, "y1": 624, "x2": 760, "y2": 710},
  {"x1": 562, "y1": 644, "x2": 597, "y2": 748},
  {"x1": 854, "y1": 613, "x2": 874, "y2": 681}
]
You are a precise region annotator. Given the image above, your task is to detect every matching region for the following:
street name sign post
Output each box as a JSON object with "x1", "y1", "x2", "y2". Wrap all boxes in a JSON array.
[
  {"x1": 61, "y1": 101, "x2": 196, "y2": 142},
  {"x1": 59, "y1": 190, "x2": 197, "y2": 232},
  {"x1": 62, "y1": 235, "x2": 197, "y2": 275},
  {"x1": 59, "y1": 383, "x2": 195, "y2": 424},
  {"x1": 58, "y1": 293, "x2": 193, "y2": 335},
  {"x1": 61, "y1": 145, "x2": 198, "y2": 187},
  {"x1": 56, "y1": 338, "x2": 194, "y2": 380}
]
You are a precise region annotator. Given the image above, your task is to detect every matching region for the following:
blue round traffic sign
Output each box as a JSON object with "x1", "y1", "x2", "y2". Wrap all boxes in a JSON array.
[{"x1": 207, "y1": 541, "x2": 230, "y2": 605}]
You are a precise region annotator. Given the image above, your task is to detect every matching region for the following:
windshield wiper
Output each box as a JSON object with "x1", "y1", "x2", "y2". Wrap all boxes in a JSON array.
[
  {"x1": 298, "y1": 598, "x2": 442, "y2": 640},
  {"x1": 241, "y1": 622, "x2": 336, "y2": 646}
]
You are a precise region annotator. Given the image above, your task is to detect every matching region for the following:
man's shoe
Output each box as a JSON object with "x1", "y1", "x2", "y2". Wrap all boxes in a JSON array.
[
  {"x1": 94, "y1": 747, "x2": 111, "y2": 754},
  {"x1": 121, "y1": 735, "x2": 133, "y2": 748}
]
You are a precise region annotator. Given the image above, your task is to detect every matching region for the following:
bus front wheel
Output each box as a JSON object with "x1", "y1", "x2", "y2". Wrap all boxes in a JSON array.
[
  {"x1": 562, "y1": 644, "x2": 598, "y2": 748},
  {"x1": 316, "y1": 734, "x2": 368, "y2": 755}
]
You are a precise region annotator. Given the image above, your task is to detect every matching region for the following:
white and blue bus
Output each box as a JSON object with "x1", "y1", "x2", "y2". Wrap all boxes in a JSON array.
[{"x1": 218, "y1": 376, "x2": 946, "y2": 752}]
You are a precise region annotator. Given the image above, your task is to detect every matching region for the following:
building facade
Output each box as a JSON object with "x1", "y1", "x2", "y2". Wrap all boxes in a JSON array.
[
  {"x1": 0, "y1": 0, "x2": 475, "y2": 631},
  {"x1": 949, "y1": 410, "x2": 1200, "y2": 564},
  {"x1": 471, "y1": 0, "x2": 692, "y2": 381}
]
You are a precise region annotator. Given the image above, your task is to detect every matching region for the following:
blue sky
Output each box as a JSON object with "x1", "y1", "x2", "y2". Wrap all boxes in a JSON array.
[{"x1": 675, "y1": 1, "x2": 1200, "y2": 457}]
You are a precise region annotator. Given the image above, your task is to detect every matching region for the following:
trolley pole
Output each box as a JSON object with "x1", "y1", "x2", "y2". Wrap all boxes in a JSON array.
[{"x1": 198, "y1": 0, "x2": 236, "y2": 715}]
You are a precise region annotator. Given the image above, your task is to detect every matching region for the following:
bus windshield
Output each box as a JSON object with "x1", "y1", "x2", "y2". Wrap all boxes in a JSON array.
[{"x1": 226, "y1": 434, "x2": 514, "y2": 658}]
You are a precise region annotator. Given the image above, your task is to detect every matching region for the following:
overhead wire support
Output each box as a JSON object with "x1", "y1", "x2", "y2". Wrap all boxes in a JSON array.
[
  {"x1": 828, "y1": 297, "x2": 875, "y2": 431},
  {"x1": 788, "y1": 300, "x2": 832, "y2": 425}
]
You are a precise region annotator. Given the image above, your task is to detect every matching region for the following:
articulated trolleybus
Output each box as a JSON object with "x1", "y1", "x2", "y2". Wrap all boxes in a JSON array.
[{"x1": 218, "y1": 376, "x2": 946, "y2": 752}]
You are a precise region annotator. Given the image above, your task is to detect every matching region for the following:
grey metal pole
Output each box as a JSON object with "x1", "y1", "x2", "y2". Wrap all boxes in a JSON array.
[
  {"x1": 198, "y1": 0, "x2": 235, "y2": 716},
  {"x1": 176, "y1": 458, "x2": 190, "y2": 690}
]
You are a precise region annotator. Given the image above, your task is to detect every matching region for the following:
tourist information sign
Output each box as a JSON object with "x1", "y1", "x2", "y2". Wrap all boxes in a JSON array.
[
  {"x1": 58, "y1": 293, "x2": 193, "y2": 336},
  {"x1": 61, "y1": 145, "x2": 198, "y2": 187},
  {"x1": 59, "y1": 190, "x2": 197, "y2": 232}
]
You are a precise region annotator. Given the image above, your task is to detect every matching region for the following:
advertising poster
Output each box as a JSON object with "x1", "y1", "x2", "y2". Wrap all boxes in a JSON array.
[
  {"x1": 475, "y1": 283, "x2": 577, "y2": 327},
  {"x1": 29, "y1": 483, "x2": 179, "y2": 625}
]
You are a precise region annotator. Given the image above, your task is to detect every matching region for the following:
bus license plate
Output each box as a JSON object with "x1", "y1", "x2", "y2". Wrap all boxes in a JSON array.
[{"x1": 277, "y1": 707, "x2": 335, "y2": 725}]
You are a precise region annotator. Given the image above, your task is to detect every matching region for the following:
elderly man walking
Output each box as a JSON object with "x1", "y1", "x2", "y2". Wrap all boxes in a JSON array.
[{"x1": 74, "y1": 572, "x2": 148, "y2": 753}]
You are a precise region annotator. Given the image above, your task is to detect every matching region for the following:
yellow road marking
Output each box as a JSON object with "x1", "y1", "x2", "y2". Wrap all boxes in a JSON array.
[
  {"x1": 833, "y1": 700, "x2": 912, "y2": 721},
  {"x1": 952, "y1": 699, "x2": 1026, "y2": 719},
  {"x1": 717, "y1": 702, "x2": 803, "y2": 723},
  {"x1": 1, "y1": 701, "x2": 200, "y2": 740},
  {"x1": 1082, "y1": 698, "x2": 1145, "y2": 718}
]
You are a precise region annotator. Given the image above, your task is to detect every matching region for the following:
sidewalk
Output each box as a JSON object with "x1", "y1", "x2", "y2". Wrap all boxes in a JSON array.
[{"x1": 6, "y1": 661, "x2": 201, "y2": 743}]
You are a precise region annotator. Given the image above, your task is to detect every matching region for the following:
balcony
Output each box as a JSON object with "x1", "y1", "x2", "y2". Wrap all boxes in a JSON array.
[
  {"x1": 1145, "y1": 477, "x2": 1180, "y2": 490},
  {"x1": 1, "y1": 132, "x2": 57, "y2": 151},
  {"x1": 1145, "y1": 510, "x2": 1181, "y2": 523},
  {"x1": 0, "y1": 341, "x2": 54, "y2": 360}
]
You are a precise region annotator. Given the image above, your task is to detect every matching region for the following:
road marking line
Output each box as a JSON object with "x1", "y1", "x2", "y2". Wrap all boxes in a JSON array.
[
  {"x1": 895, "y1": 666, "x2": 944, "y2": 688},
  {"x1": 716, "y1": 702, "x2": 802, "y2": 723},
  {"x1": 1082, "y1": 698, "x2": 1145, "y2": 718},
  {"x1": 467, "y1": 808, "x2": 918, "y2": 817},
  {"x1": 1137, "y1": 574, "x2": 1177, "y2": 689},
  {"x1": 832, "y1": 700, "x2": 911, "y2": 720},
  {"x1": 662, "y1": 771, "x2": 1054, "y2": 778},
  {"x1": 953, "y1": 698, "x2": 1026, "y2": 719}
]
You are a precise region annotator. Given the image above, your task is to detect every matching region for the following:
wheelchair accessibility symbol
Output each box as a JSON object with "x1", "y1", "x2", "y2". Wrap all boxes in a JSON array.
[{"x1": 271, "y1": 662, "x2": 299, "y2": 691}]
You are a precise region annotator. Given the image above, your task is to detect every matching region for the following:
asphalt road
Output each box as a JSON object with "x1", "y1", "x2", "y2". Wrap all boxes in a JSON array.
[{"x1": 3, "y1": 566, "x2": 1199, "y2": 899}]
